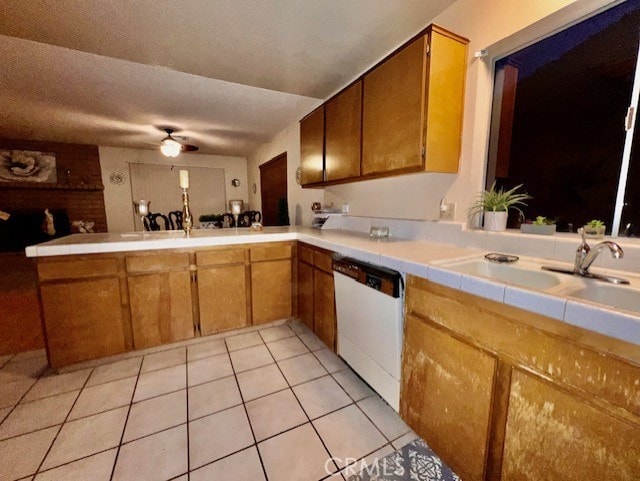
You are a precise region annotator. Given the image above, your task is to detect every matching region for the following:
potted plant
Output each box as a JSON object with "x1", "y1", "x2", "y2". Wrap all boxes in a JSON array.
[
  {"x1": 521, "y1": 216, "x2": 556, "y2": 236},
  {"x1": 584, "y1": 219, "x2": 606, "y2": 238},
  {"x1": 468, "y1": 182, "x2": 531, "y2": 232}
]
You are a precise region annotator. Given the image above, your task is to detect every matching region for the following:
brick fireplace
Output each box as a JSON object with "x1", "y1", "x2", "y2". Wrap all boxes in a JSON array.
[
  {"x1": 0, "y1": 138, "x2": 108, "y2": 355},
  {"x1": 0, "y1": 138, "x2": 107, "y2": 252}
]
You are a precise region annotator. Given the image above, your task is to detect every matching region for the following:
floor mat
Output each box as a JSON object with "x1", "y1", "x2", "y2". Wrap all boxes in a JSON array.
[{"x1": 347, "y1": 438, "x2": 461, "y2": 481}]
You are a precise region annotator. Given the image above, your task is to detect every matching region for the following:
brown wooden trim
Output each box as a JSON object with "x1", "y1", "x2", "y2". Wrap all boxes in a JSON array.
[
  {"x1": 485, "y1": 359, "x2": 513, "y2": 481},
  {"x1": 259, "y1": 151, "x2": 288, "y2": 170}
]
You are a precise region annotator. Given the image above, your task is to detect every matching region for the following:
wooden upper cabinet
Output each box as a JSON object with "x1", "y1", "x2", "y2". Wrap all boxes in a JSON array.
[
  {"x1": 363, "y1": 35, "x2": 427, "y2": 175},
  {"x1": 325, "y1": 81, "x2": 362, "y2": 181},
  {"x1": 363, "y1": 27, "x2": 467, "y2": 175},
  {"x1": 424, "y1": 26, "x2": 468, "y2": 173},
  {"x1": 299, "y1": 24, "x2": 467, "y2": 185},
  {"x1": 300, "y1": 106, "x2": 325, "y2": 185}
]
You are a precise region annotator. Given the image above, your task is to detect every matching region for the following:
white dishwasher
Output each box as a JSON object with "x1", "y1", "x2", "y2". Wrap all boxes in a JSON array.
[{"x1": 333, "y1": 256, "x2": 404, "y2": 411}]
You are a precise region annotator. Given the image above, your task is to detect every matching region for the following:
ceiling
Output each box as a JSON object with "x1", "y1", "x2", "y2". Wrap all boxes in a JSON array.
[{"x1": 0, "y1": 0, "x2": 456, "y2": 156}]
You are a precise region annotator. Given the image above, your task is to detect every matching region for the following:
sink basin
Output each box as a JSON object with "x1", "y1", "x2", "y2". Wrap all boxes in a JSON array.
[
  {"x1": 565, "y1": 283, "x2": 640, "y2": 315},
  {"x1": 442, "y1": 259, "x2": 562, "y2": 290}
]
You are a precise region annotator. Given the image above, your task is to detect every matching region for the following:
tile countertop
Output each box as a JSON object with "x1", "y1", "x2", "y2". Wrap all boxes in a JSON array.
[{"x1": 25, "y1": 227, "x2": 640, "y2": 351}]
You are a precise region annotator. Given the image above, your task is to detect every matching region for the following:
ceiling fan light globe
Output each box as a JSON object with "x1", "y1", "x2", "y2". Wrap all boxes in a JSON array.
[{"x1": 160, "y1": 138, "x2": 182, "y2": 157}]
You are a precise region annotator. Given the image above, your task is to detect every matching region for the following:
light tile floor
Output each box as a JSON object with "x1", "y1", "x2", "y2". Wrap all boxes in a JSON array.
[{"x1": 0, "y1": 320, "x2": 418, "y2": 481}]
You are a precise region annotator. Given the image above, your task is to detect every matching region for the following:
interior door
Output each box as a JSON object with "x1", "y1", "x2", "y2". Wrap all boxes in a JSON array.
[{"x1": 260, "y1": 153, "x2": 288, "y2": 226}]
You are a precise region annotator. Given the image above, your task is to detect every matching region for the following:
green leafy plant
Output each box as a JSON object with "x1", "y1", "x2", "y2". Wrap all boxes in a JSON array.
[
  {"x1": 468, "y1": 182, "x2": 531, "y2": 218},
  {"x1": 586, "y1": 219, "x2": 605, "y2": 228},
  {"x1": 532, "y1": 216, "x2": 555, "y2": 225}
]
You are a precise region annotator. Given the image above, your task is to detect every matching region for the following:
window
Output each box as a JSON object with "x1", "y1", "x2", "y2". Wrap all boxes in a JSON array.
[{"x1": 487, "y1": 0, "x2": 640, "y2": 236}]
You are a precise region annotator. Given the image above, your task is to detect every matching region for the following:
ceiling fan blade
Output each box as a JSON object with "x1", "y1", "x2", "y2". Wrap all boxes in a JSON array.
[{"x1": 181, "y1": 144, "x2": 199, "y2": 152}]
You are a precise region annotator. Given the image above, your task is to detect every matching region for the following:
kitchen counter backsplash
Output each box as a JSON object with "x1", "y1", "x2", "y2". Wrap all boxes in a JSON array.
[{"x1": 322, "y1": 215, "x2": 640, "y2": 274}]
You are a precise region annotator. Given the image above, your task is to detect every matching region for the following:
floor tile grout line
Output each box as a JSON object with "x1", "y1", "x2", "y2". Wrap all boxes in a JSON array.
[
  {"x1": 0, "y1": 378, "x2": 40, "y2": 432},
  {"x1": 108, "y1": 356, "x2": 144, "y2": 481},
  {"x1": 291, "y1": 326, "x2": 395, "y2": 477},
  {"x1": 33, "y1": 367, "x2": 95, "y2": 477},
  {"x1": 227, "y1": 341, "x2": 270, "y2": 481},
  {"x1": 184, "y1": 347, "x2": 191, "y2": 480},
  {"x1": 339, "y1": 442, "x2": 396, "y2": 480},
  {"x1": 6, "y1": 321, "x2": 383, "y2": 480},
  {"x1": 264, "y1": 338, "x2": 341, "y2": 478},
  {"x1": 186, "y1": 440, "x2": 262, "y2": 476},
  {"x1": 0, "y1": 321, "x2": 290, "y2": 477},
  {"x1": 33, "y1": 445, "x2": 118, "y2": 478}
]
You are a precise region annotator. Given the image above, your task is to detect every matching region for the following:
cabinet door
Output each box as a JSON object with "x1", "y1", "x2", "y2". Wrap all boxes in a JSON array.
[
  {"x1": 423, "y1": 28, "x2": 467, "y2": 173},
  {"x1": 314, "y1": 269, "x2": 336, "y2": 350},
  {"x1": 401, "y1": 314, "x2": 496, "y2": 481},
  {"x1": 251, "y1": 259, "x2": 292, "y2": 324},
  {"x1": 362, "y1": 35, "x2": 427, "y2": 175},
  {"x1": 325, "y1": 81, "x2": 362, "y2": 181},
  {"x1": 128, "y1": 271, "x2": 194, "y2": 349},
  {"x1": 297, "y1": 260, "x2": 314, "y2": 331},
  {"x1": 501, "y1": 369, "x2": 640, "y2": 481},
  {"x1": 198, "y1": 264, "x2": 248, "y2": 335},
  {"x1": 300, "y1": 106, "x2": 325, "y2": 185},
  {"x1": 40, "y1": 278, "x2": 127, "y2": 367}
]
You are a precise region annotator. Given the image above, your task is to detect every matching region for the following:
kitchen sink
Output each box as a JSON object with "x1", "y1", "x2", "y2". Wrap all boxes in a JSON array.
[
  {"x1": 564, "y1": 283, "x2": 640, "y2": 315},
  {"x1": 442, "y1": 258, "x2": 562, "y2": 290}
]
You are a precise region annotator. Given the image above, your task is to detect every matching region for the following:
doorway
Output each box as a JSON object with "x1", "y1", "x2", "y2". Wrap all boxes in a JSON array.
[{"x1": 260, "y1": 153, "x2": 289, "y2": 226}]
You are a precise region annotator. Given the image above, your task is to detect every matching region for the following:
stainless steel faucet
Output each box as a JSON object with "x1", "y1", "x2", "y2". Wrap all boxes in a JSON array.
[{"x1": 543, "y1": 228, "x2": 629, "y2": 284}]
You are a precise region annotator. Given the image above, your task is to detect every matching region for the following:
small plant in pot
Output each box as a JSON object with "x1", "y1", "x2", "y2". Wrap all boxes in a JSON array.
[
  {"x1": 584, "y1": 219, "x2": 606, "y2": 238},
  {"x1": 468, "y1": 182, "x2": 531, "y2": 232},
  {"x1": 521, "y1": 216, "x2": 557, "y2": 236}
]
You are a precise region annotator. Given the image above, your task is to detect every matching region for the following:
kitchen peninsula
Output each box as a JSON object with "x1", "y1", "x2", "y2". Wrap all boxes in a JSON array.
[
  {"x1": 27, "y1": 224, "x2": 640, "y2": 479},
  {"x1": 27, "y1": 225, "x2": 640, "y2": 364}
]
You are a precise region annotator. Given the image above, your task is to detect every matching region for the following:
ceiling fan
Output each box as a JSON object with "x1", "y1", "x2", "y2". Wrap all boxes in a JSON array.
[{"x1": 159, "y1": 128, "x2": 199, "y2": 157}]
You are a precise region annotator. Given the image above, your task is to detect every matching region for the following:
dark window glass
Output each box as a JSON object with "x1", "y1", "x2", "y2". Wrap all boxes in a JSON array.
[{"x1": 487, "y1": 0, "x2": 640, "y2": 234}]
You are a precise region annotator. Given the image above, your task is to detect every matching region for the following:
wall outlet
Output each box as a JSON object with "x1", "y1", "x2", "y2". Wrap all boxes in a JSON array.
[
  {"x1": 342, "y1": 203, "x2": 350, "y2": 214},
  {"x1": 439, "y1": 202, "x2": 456, "y2": 221}
]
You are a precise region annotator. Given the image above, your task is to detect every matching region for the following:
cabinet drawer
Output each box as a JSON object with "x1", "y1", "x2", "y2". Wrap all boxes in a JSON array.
[
  {"x1": 197, "y1": 248, "x2": 246, "y2": 266},
  {"x1": 38, "y1": 258, "x2": 118, "y2": 281},
  {"x1": 250, "y1": 243, "x2": 292, "y2": 262},
  {"x1": 299, "y1": 244, "x2": 314, "y2": 265},
  {"x1": 126, "y1": 253, "x2": 190, "y2": 273},
  {"x1": 314, "y1": 250, "x2": 333, "y2": 274}
]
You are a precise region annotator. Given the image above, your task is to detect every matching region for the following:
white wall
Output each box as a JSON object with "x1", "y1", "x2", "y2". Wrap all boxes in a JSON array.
[
  {"x1": 316, "y1": 0, "x2": 613, "y2": 222},
  {"x1": 99, "y1": 146, "x2": 248, "y2": 232},
  {"x1": 247, "y1": 122, "x2": 323, "y2": 227}
]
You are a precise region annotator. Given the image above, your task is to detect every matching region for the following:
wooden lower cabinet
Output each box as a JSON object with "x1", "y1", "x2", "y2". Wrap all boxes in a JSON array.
[
  {"x1": 296, "y1": 243, "x2": 337, "y2": 351},
  {"x1": 128, "y1": 271, "x2": 194, "y2": 349},
  {"x1": 40, "y1": 278, "x2": 127, "y2": 367},
  {"x1": 198, "y1": 264, "x2": 248, "y2": 335},
  {"x1": 314, "y1": 269, "x2": 336, "y2": 350},
  {"x1": 35, "y1": 242, "x2": 295, "y2": 367},
  {"x1": 251, "y1": 259, "x2": 292, "y2": 324},
  {"x1": 401, "y1": 314, "x2": 496, "y2": 481},
  {"x1": 297, "y1": 260, "x2": 314, "y2": 330},
  {"x1": 502, "y1": 369, "x2": 640, "y2": 481},
  {"x1": 402, "y1": 276, "x2": 640, "y2": 481}
]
